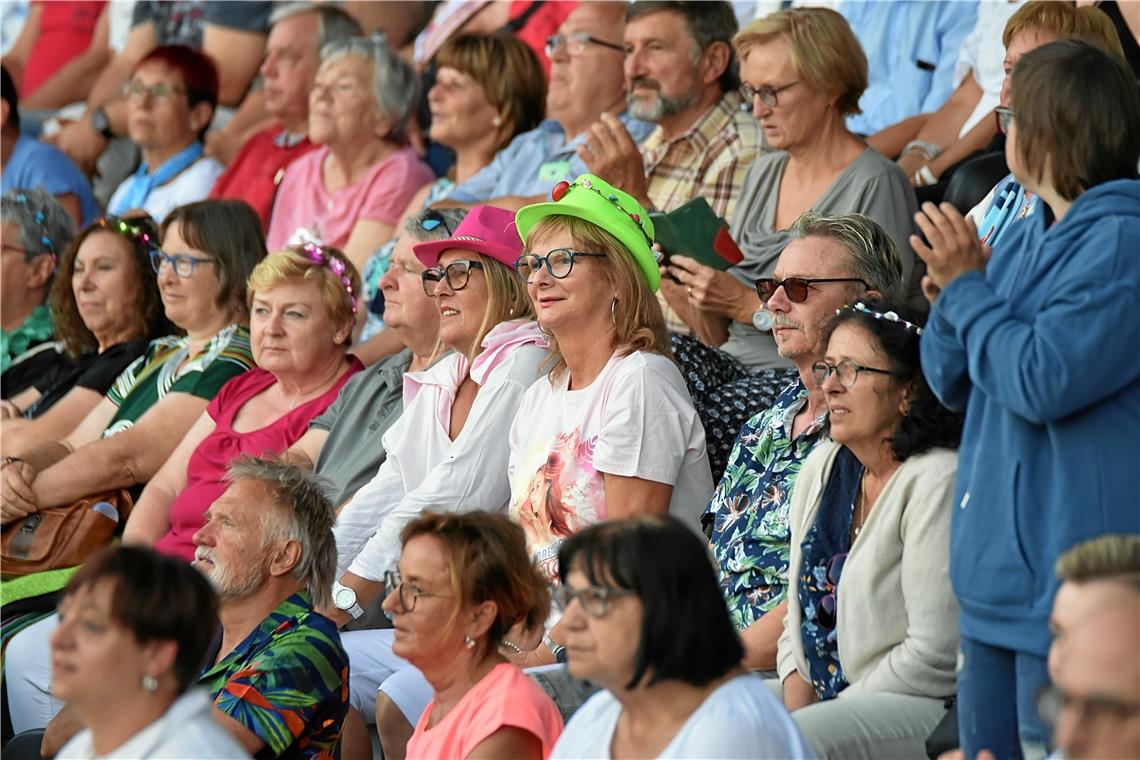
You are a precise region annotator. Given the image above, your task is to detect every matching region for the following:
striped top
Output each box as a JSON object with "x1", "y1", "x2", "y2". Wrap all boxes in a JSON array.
[{"x1": 102, "y1": 324, "x2": 254, "y2": 438}]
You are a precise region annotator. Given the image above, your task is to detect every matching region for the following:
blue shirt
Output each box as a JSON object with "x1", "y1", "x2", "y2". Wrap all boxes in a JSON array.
[
  {"x1": 446, "y1": 114, "x2": 655, "y2": 203},
  {"x1": 2, "y1": 137, "x2": 100, "y2": 225},
  {"x1": 841, "y1": 0, "x2": 978, "y2": 136}
]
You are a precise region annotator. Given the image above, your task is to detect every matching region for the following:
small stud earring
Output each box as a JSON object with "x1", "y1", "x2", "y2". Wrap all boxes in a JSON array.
[
  {"x1": 492, "y1": 115, "x2": 503, "y2": 127},
  {"x1": 464, "y1": 635, "x2": 476, "y2": 650},
  {"x1": 141, "y1": 675, "x2": 158, "y2": 692}
]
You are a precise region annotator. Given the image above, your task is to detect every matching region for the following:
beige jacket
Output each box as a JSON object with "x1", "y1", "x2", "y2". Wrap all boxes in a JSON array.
[{"x1": 777, "y1": 440, "x2": 960, "y2": 700}]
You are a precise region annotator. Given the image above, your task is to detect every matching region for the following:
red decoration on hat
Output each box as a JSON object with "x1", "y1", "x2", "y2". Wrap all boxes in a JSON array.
[
  {"x1": 631, "y1": 213, "x2": 641, "y2": 223},
  {"x1": 552, "y1": 181, "x2": 570, "y2": 202}
]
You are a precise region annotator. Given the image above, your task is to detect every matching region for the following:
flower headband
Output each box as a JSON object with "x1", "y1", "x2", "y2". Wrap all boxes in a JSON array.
[
  {"x1": 552, "y1": 177, "x2": 654, "y2": 249},
  {"x1": 838, "y1": 302, "x2": 924, "y2": 335},
  {"x1": 95, "y1": 216, "x2": 158, "y2": 251},
  {"x1": 12, "y1": 192, "x2": 56, "y2": 256},
  {"x1": 297, "y1": 242, "x2": 357, "y2": 315}
]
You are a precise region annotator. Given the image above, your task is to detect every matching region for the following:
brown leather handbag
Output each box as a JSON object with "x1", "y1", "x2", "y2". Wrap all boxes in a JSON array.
[{"x1": 1, "y1": 490, "x2": 133, "y2": 579}]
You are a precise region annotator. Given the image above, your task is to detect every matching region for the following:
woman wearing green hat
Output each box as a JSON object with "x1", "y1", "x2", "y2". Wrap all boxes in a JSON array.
[{"x1": 507, "y1": 174, "x2": 714, "y2": 612}]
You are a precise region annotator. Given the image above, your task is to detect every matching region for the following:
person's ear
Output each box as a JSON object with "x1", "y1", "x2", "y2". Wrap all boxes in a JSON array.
[
  {"x1": 28, "y1": 253, "x2": 55, "y2": 290},
  {"x1": 898, "y1": 380, "x2": 916, "y2": 416},
  {"x1": 141, "y1": 639, "x2": 179, "y2": 688},
  {"x1": 863, "y1": 288, "x2": 882, "y2": 302},
  {"x1": 373, "y1": 113, "x2": 395, "y2": 141},
  {"x1": 466, "y1": 599, "x2": 498, "y2": 641},
  {"x1": 268, "y1": 539, "x2": 303, "y2": 578},
  {"x1": 1, "y1": 99, "x2": 10, "y2": 129},
  {"x1": 189, "y1": 102, "x2": 214, "y2": 134},
  {"x1": 700, "y1": 41, "x2": 731, "y2": 87}
]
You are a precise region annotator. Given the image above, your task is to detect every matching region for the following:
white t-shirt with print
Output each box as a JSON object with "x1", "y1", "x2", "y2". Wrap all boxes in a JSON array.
[{"x1": 508, "y1": 350, "x2": 713, "y2": 580}]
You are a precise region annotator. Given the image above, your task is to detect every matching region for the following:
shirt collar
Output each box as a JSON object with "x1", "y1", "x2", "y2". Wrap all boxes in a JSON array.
[
  {"x1": 200, "y1": 591, "x2": 313, "y2": 682},
  {"x1": 642, "y1": 90, "x2": 743, "y2": 155}
]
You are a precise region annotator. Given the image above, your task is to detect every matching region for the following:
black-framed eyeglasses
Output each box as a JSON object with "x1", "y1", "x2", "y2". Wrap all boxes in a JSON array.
[
  {"x1": 740, "y1": 80, "x2": 799, "y2": 108},
  {"x1": 383, "y1": 570, "x2": 450, "y2": 613},
  {"x1": 122, "y1": 80, "x2": 185, "y2": 101},
  {"x1": 755, "y1": 276, "x2": 868, "y2": 303},
  {"x1": 420, "y1": 209, "x2": 452, "y2": 237},
  {"x1": 421, "y1": 259, "x2": 484, "y2": 295},
  {"x1": 812, "y1": 360, "x2": 902, "y2": 388},
  {"x1": 515, "y1": 249, "x2": 606, "y2": 280},
  {"x1": 149, "y1": 249, "x2": 217, "y2": 278},
  {"x1": 553, "y1": 584, "x2": 632, "y2": 618},
  {"x1": 545, "y1": 32, "x2": 623, "y2": 58},
  {"x1": 1036, "y1": 683, "x2": 1140, "y2": 732},
  {"x1": 816, "y1": 552, "x2": 848, "y2": 630},
  {"x1": 994, "y1": 106, "x2": 1014, "y2": 135}
]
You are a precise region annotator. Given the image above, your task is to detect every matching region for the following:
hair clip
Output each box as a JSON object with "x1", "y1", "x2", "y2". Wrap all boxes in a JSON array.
[
  {"x1": 12, "y1": 192, "x2": 56, "y2": 255},
  {"x1": 97, "y1": 216, "x2": 158, "y2": 251},
  {"x1": 551, "y1": 179, "x2": 653, "y2": 248},
  {"x1": 839, "y1": 302, "x2": 924, "y2": 335},
  {"x1": 299, "y1": 243, "x2": 357, "y2": 315}
]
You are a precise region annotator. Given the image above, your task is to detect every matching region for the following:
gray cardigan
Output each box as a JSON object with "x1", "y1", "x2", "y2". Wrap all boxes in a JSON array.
[{"x1": 777, "y1": 440, "x2": 960, "y2": 700}]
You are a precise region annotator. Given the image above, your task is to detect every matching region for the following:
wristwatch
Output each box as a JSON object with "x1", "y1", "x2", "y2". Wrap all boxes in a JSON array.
[
  {"x1": 332, "y1": 582, "x2": 364, "y2": 620},
  {"x1": 751, "y1": 307, "x2": 773, "y2": 332},
  {"x1": 544, "y1": 634, "x2": 567, "y2": 664},
  {"x1": 90, "y1": 106, "x2": 115, "y2": 140}
]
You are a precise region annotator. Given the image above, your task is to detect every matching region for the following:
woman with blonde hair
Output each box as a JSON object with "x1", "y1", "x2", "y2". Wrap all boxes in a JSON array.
[
  {"x1": 326, "y1": 205, "x2": 549, "y2": 758},
  {"x1": 505, "y1": 173, "x2": 713, "y2": 661}
]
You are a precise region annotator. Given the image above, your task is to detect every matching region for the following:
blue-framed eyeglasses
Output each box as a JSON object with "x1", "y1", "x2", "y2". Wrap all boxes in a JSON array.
[{"x1": 149, "y1": 249, "x2": 217, "y2": 278}]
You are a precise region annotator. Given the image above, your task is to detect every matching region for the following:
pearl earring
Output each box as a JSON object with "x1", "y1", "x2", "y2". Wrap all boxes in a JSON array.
[
  {"x1": 141, "y1": 675, "x2": 158, "y2": 692},
  {"x1": 464, "y1": 635, "x2": 476, "y2": 650}
]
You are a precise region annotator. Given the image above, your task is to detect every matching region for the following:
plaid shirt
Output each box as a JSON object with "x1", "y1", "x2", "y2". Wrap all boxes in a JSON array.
[{"x1": 643, "y1": 90, "x2": 764, "y2": 333}]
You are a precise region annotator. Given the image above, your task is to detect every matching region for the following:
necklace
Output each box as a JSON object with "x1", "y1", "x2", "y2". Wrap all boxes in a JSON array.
[{"x1": 853, "y1": 472, "x2": 867, "y2": 538}]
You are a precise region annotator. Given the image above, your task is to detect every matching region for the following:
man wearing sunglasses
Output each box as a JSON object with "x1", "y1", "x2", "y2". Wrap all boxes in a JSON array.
[
  {"x1": 704, "y1": 211, "x2": 903, "y2": 677},
  {"x1": 443, "y1": 2, "x2": 653, "y2": 210}
]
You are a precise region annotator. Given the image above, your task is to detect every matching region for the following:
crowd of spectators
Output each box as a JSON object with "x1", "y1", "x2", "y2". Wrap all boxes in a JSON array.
[{"x1": 1, "y1": 1, "x2": 1138, "y2": 759}]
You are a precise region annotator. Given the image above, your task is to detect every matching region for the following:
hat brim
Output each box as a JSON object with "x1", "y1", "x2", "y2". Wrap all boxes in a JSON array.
[
  {"x1": 413, "y1": 239, "x2": 521, "y2": 269},
  {"x1": 516, "y1": 201, "x2": 661, "y2": 292}
]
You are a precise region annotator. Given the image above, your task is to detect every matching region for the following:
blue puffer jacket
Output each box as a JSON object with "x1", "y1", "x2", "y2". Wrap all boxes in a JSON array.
[{"x1": 921, "y1": 178, "x2": 1140, "y2": 657}]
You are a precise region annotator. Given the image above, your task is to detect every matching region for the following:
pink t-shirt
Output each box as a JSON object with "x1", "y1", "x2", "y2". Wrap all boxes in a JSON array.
[
  {"x1": 265, "y1": 144, "x2": 434, "y2": 251},
  {"x1": 407, "y1": 663, "x2": 563, "y2": 760},
  {"x1": 154, "y1": 359, "x2": 362, "y2": 561}
]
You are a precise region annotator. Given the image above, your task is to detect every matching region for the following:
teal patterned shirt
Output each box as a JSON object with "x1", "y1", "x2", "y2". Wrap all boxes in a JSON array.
[
  {"x1": 199, "y1": 592, "x2": 348, "y2": 760},
  {"x1": 704, "y1": 380, "x2": 827, "y2": 630}
]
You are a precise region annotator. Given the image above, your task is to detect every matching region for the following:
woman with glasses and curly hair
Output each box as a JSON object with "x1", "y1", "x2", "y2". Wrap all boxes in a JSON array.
[
  {"x1": 2, "y1": 215, "x2": 175, "y2": 441},
  {"x1": 772, "y1": 300, "x2": 962, "y2": 759},
  {"x1": 551, "y1": 514, "x2": 812, "y2": 759}
]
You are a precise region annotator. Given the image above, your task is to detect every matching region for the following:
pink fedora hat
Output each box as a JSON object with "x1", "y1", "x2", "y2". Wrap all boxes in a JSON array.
[{"x1": 413, "y1": 205, "x2": 523, "y2": 268}]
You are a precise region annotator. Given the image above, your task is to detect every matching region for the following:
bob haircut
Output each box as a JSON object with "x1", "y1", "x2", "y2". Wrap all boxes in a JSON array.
[
  {"x1": 400, "y1": 511, "x2": 549, "y2": 655},
  {"x1": 62, "y1": 545, "x2": 219, "y2": 692},
  {"x1": 824, "y1": 299, "x2": 963, "y2": 461},
  {"x1": 434, "y1": 33, "x2": 547, "y2": 154},
  {"x1": 558, "y1": 515, "x2": 744, "y2": 690},
  {"x1": 51, "y1": 215, "x2": 174, "y2": 360},
  {"x1": 132, "y1": 44, "x2": 219, "y2": 140},
  {"x1": 524, "y1": 215, "x2": 671, "y2": 383},
  {"x1": 161, "y1": 200, "x2": 267, "y2": 321},
  {"x1": 733, "y1": 8, "x2": 867, "y2": 117},
  {"x1": 1009, "y1": 39, "x2": 1140, "y2": 202},
  {"x1": 247, "y1": 245, "x2": 361, "y2": 334}
]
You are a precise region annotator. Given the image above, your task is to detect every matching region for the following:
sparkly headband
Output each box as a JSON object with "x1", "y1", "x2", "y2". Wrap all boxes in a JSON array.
[
  {"x1": 838, "y1": 302, "x2": 924, "y2": 335},
  {"x1": 298, "y1": 243, "x2": 357, "y2": 315},
  {"x1": 12, "y1": 192, "x2": 56, "y2": 256},
  {"x1": 552, "y1": 177, "x2": 654, "y2": 249},
  {"x1": 95, "y1": 216, "x2": 158, "y2": 251}
]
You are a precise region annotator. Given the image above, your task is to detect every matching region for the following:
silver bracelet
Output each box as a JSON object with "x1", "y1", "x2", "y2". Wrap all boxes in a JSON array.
[
  {"x1": 500, "y1": 639, "x2": 523, "y2": 654},
  {"x1": 902, "y1": 139, "x2": 942, "y2": 161},
  {"x1": 914, "y1": 164, "x2": 939, "y2": 187}
]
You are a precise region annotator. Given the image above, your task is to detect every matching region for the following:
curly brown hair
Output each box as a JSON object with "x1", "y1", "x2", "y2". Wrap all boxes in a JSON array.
[{"x1": 50, "y1": 216, "x2": 176, "y2": 360}]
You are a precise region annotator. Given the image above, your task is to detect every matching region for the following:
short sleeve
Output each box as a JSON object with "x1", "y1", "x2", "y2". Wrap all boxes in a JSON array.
[
  {"x1": 211, "y1": 625, "x2": 346, "y2": 757},
  {"x1": 592, "y1": 357, "x2": 699, "y2": 486},
  {"x1": 203, "y1": 1, "x2": 272, "y2": 32},
  {"x1": 75, "y1": 341, "x2": 149, "y2": 395},
  {"x1": 129, "y1": 1, "x2": 154, "y2": 28}
]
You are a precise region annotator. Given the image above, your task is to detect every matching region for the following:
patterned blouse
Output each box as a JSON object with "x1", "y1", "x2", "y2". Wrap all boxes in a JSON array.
[
  {"x1": 0, "y1": 304, "x2": 53, "y2": 374},
  {"x1": 705, "y1": 379, "x2": 828, "y2": 631},
  {"x1": 199, "y1": 592, "x2": 349, "y2": 760}
]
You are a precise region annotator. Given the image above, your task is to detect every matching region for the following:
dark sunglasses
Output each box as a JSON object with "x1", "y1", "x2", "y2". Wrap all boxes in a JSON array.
[
  {"x1": 420, "y1": 209, "x2": 452, "y2": 237},
  {"x1": 754, "y1": 277, "x2": 869, "y2": 304},
  {"x1": 816, "y1": 552, "x2": 848, "y2": 630},
  {"x1": 994, "y1": 106, "x2": 1014, "y2": 136}
]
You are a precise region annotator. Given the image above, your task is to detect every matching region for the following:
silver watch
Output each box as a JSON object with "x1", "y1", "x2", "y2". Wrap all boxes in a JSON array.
[
  {"x1": 751, "y1": 307, "x2": 773, "y2": 332},
  {"x1": 332, "y1": 582, "x2": 363, "y2": 619}
]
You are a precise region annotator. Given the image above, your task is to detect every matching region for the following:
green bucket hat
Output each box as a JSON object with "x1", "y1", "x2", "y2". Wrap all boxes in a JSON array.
[{"x1": 515, "y1": 174, "x2": 660, "y2": 292}]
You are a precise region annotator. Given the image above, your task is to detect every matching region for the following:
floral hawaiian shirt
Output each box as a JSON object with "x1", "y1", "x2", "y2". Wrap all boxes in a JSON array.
[
  {"x1": 705, "y1": 379, "x2": 828, "y2": 631},
  {"x1": 199, "y1": 592, "x2": 348, "y2": 760}
]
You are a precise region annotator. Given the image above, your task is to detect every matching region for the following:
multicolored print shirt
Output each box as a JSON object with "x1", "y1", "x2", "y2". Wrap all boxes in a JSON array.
[
  {"x1": 199, "y1": 592, "x2": 349, "y2": 760},
  {"x1": 705, "y1": 379, "x2": 827, "y2": 631}
]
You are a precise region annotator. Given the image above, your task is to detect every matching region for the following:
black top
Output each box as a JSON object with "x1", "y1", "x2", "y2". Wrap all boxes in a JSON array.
[{"x1": 5, "y1": 339, "x2": 152, "y2": 418}]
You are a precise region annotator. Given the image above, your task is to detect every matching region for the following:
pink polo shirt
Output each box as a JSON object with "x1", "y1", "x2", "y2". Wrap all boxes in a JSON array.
[{"x1": 266, "y1": 144, "x2": 433, "y2": 251}]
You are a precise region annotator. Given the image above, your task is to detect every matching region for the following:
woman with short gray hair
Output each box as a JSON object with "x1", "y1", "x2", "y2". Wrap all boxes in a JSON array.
[
  {"x1": 266, "y1": 33, "x2": 434, "y2": 277},
  {"x1": 1, "y1": 188, "x2": 76, "y2": 374}
]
